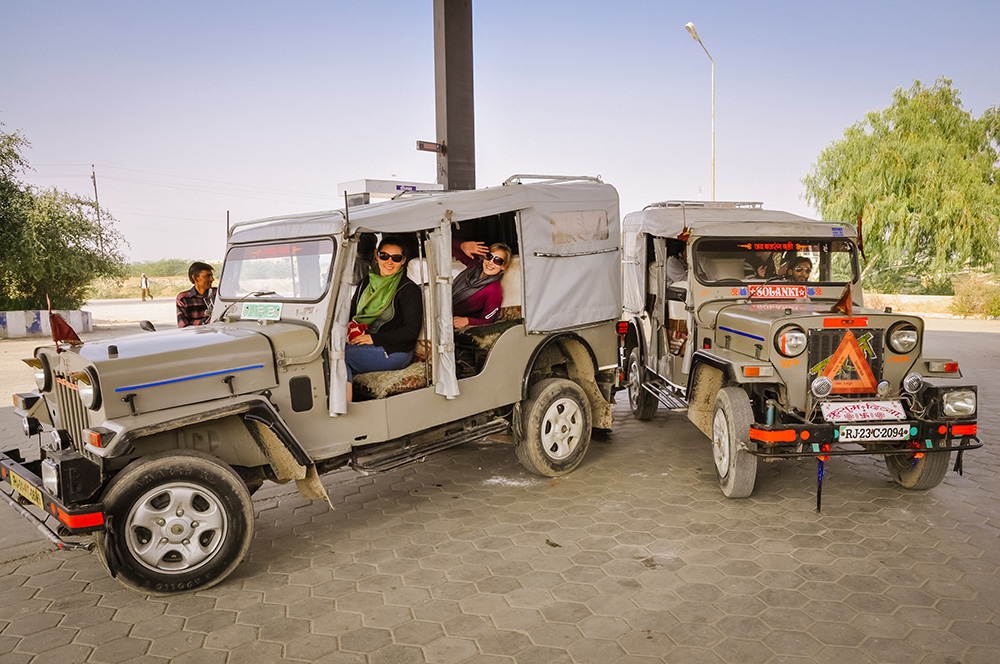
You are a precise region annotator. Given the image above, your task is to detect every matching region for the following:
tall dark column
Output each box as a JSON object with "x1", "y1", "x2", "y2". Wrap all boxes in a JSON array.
[{"x1": 433, "y1": 0, "x2": 475, "y2": 190}]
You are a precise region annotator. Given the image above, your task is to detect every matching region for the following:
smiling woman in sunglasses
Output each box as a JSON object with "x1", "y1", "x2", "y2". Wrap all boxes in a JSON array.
[
  {"x1": 345, "y1": 235, "x2": 424, "y2": 399},
  {"x1": 452, "y1": 239, "x2": 512, "y2": 329}
]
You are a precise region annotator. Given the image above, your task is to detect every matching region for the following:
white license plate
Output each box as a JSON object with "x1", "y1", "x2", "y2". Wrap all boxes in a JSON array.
[
  {"x1": 9, "y1": 469, "x2": 44, "y2": 509},
  {"x1": 839, "y1": 424, "x2": 911, "y2": 442}
]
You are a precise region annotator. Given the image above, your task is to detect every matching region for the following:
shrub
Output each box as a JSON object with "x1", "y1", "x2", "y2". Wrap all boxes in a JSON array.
[{"x1": 951, "y1": 276, "x2": 1000, "y2": 317}]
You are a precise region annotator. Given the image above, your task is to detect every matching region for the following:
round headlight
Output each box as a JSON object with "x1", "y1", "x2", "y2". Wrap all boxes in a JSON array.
[
  {"x1": 33, "y1": 354, "x2": 53, "y2": 392},
  {"x1": 811, "y1": 376, "x2": 833, "y2": 397},
  {"x1": 775, "y1": 325, "x2": 807, "y2": 357},
  {"x1": 76, "y1": 368, "x2": 102, "y2": 410},
  {"x1": 903, "y1": 372, "x2": 924, "y2": 394},
  {"x1": 888, "y1": 322, "x2": 918, "y2": 354}
]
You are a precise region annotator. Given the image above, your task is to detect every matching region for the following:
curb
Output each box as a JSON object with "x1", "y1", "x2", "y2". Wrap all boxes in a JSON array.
[{"x1": 0, "y1": 310, "x2": 94, "y2": 339}]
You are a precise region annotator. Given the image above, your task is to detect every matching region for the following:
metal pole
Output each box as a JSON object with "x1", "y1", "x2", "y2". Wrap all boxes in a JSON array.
[
  {"x1": 91, "y1": 164, "x2": 104, "y2": 252},
  {"x1": 685, "y1": 23, "x2": 715, "y2": 200},
  {"x1": 710, "y1": 56, "x2": 715, "y2": 201}
]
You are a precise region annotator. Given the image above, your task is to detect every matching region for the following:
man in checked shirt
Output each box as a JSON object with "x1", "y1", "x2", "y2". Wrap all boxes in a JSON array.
[{"x1": 176, "y1": 261, "x2": 217, "y2": 327}]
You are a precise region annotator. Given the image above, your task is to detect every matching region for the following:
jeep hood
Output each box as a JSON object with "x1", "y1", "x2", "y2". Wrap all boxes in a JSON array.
[
  {"x1": 70, "y1": 325, "x2": 280, "y2": 418},
  {"x1": 703, "y1": 301, "x2": 922, "y2": 359}
]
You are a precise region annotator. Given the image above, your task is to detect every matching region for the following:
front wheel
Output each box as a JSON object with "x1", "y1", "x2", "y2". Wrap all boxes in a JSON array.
[
  {"x1": 98, "y1": 450, "x2": 255, "y2": 595},
  {"x1": 712, "y1": 387, "x2": 758, "y2": 498},
  {"x1": 627, "y1": 348, "x2": 658, "y2": 421},
  {"x1": 516, "y1": 378, "x2": 592, "y2": 477},
  {"x1": 885, "y1": 448, "x2": 950, "y2": 490}
]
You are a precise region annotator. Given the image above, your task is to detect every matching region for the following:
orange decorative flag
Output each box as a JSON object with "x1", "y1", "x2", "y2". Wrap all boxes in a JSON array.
[
  {"x1": 829, "y1": 282, "x2": 853, "y2": 317},
  {"x1": 47, "y1": 295, "x2": 83, "y2": 347}
]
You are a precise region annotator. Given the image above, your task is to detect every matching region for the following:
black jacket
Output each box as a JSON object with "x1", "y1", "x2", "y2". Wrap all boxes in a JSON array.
[{"x1": 350, "y1": 275, "x2": 423, "y2": 354}]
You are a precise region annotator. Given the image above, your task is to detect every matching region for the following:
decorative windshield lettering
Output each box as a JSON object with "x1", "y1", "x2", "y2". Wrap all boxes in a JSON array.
[{"x1": 747, "y1": 284, "x2": 807, "y2": 298}]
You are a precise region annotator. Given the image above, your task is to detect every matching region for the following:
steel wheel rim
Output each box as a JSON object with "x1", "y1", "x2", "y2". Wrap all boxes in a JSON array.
[
  {"x1": 628, "y1": 358, "x2": 643, "y2": 408},
  {"x1": 125, "y1": 481, "x2": 229, "y2": 573},
  {"x1": 540, "y1": 397, "x2": 585, "y2": 460},
  {"x1": 713, "y1": 409, "x2": 730, "y2": 477}
]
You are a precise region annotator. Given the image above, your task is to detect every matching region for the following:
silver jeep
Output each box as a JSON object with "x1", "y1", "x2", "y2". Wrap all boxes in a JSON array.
[
  {"x1": 619, "y1": 200, "x2": 981, "y2": 499},
  {"x1": 3, "y1": 175, "x2": 622, "y2": 593}
]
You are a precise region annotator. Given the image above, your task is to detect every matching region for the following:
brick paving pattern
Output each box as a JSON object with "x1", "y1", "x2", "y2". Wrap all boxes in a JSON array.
[{"x1": 0, "y1": 328, "x2": 997, "y2": 663}]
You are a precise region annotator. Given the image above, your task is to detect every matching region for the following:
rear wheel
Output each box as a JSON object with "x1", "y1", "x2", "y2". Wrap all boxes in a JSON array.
[
  {"x1": 516, "y1": 378, "x2": 592, "y2": 477},
  {"x1": 712, "y1": 387, "x2": 758, "y2": 498},
  {"x1": 98, "y1": 450, "x2": 254, "y2": 595},
  {"x1": 628, "y1": 348, "x2": 658, "y2": 421},
  {"x1": 886, "y1": 448, "x2": 950, "y2": 490}
]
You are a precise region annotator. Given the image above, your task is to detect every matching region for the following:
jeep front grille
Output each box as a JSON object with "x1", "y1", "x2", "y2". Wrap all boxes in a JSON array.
[
  {"x1": 53, "y1": 373, "x2": 89, "y2": 452},
  {"x1": 807, "y1": 328, "x2": 884, "y2": 397}
]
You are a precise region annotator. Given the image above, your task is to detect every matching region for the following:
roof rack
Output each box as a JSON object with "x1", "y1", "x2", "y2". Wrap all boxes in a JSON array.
[
  {"x1": 503, "y1": 174, "x2": 603, "y2": 186},
  {"x1": 645, "y1": 200, "x2": 763, "y2": 210}
]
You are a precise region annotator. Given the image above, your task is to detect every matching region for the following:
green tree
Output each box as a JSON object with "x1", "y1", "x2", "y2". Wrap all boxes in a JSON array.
[
  {"x1": 0, "y1": 123, "x2": 127, "y2": 310},
  {"x1": 804, "y1": 78, "x2": 1000, "y2": 292}
]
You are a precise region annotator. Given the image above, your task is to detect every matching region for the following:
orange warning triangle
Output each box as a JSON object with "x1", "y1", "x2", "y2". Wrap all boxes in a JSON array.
[{"x1": 820, "y1": 330, "x2": 877, "y2": 394}]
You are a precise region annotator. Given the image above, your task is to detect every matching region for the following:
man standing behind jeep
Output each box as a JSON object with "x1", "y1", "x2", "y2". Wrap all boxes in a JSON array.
[{"x1": 176, "y1": 261, "x2": 216, "y2": 327}]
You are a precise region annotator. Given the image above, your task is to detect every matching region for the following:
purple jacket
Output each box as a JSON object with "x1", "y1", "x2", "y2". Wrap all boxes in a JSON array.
[{"x1": 453, "y1": 241, "x2": 504, "y2": 327}]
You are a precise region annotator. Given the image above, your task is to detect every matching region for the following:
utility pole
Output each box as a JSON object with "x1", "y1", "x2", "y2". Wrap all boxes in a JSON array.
[
  {"x1": 432, "y1": 0, "x2": 476, "y2": 190},
  {"x1": 91, "y1": 164, "x2": 104, "y2": 253}
]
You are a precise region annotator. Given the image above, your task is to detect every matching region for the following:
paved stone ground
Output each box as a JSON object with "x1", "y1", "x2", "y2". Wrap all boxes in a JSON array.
[{"x1": 0, "y1": 325, "x2": 997, "y2": 663}]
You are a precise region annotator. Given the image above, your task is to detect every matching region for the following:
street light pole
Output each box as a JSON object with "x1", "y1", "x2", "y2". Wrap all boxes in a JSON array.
[{"x1": 685, "y1": 21, "x2": 715, "y2": 201}]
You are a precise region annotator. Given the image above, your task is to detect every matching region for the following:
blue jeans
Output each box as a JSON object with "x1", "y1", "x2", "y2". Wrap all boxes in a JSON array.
[{"x1": 345, "y1": 344, "x2": 413, "y2": 381}]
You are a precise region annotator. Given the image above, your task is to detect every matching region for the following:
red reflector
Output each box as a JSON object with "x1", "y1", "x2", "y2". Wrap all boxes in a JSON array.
[
  {"x1": 938, "y1": 425, "x2": 948, "y2": 435},
  {"x1": 57, "y1": 509, "x2": 104, "y2": 529},
  {"x1": 823, "y1": 317, "x2": 869, "y2": 328},
  {"x1": 952, "y1": 424, "x2": 977, "y2": 436},
  {"x1": 617, "y1": 322, "x2": 629, "y2": 335},
  {"x1": 750, "y1": 428, "x2": 797, "y2": 443},
  {"x1": 801, "y1": 430, "x2": 810, "y2": 440},
  {"x1": 945, "y1": 363, "x2": 959, "y2": 372}
]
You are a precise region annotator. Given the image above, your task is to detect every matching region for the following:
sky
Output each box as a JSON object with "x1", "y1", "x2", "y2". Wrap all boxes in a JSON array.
[{"x1": 2, "y1": 1, "x2": 997, "y2": 262}]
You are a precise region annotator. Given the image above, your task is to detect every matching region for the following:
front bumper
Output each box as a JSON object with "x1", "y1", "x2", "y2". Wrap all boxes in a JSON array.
[
  {"x1": 748, "y1": 420, "x2": 982, "y2": 459},
  {"x1": 0, "y1": 450, "x2": 104, "y2": 548}
]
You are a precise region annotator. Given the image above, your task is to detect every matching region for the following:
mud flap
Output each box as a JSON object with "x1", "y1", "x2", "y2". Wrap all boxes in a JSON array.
[{"x1": 295, "y1": 465, "x2": 333, "y2": 509}]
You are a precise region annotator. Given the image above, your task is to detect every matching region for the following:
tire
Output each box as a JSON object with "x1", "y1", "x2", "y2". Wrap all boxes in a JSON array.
[
  {"x1": 712, "y1": 387, "x2": 758, "y2": 498},
  {"x1": 516, "y1": 378, "x2": 592, "y2": 477},
  {"x1": 886, "y1": 448, "x2": 950, "y2": 490},
  {"x1": 627, "y1": 348, "x2": 658, "y2": 421},
  {"x1": 97, "y1": 450, "x2": 255, "y2": 595}
]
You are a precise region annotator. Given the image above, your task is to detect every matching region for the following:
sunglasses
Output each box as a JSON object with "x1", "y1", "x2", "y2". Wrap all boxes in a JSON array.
[
  {"x1": 377, "y1": 251, "x2": 405, "y2": 263},
  {"x1": 484, "y1": 253, "x2": 506, "y2": 267},
  {"x1": 793, "y1": 266, "x2": 811, "y2": 273}
]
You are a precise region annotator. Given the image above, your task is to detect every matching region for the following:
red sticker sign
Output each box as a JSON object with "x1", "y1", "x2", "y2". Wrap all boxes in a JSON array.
[{"x1": 747, "y1": 284, "x2": 807, "y2": 299}]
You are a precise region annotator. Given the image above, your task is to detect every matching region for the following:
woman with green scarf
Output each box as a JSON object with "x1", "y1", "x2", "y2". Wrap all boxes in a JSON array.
[{"x1": 346, "y1": 236, "x2": 423, "y2": 397}]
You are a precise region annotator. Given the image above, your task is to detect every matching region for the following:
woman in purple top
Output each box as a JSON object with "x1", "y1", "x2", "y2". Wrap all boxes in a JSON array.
[{"x1": 452, "y1": 240, "x2": 512, "y2": 328}]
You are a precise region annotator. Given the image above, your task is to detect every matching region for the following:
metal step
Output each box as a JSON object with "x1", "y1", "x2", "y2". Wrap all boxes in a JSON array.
[
  {"x1": 643, "y1": 379, "x2": 688, "y2": 410},
  {"x1": 351, "y1": 418, "x2": 511, "y2": 474}
]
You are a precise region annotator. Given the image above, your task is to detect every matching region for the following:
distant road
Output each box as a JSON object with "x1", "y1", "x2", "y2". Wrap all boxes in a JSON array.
[{"x1": 83, "y1": 297, "x2": 178, "y2": 328}]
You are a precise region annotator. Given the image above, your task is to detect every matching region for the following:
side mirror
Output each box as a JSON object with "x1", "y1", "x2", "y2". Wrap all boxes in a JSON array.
[{"x1": 139, "y1": 320, "x2": 157, "y2": 332}]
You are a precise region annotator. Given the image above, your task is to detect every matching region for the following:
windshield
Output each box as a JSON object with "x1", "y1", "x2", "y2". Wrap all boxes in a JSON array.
[
  {"x1": 693, "y1": 238, "x2": 858, "y2": 286},
  {"x1": 219, "y1": 239, "x2": 335, "y2": 301}
]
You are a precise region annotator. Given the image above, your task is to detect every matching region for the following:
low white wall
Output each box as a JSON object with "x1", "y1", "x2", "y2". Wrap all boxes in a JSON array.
[{"x1": 0, "y1": 310, "x2": 93, "y2": 338}]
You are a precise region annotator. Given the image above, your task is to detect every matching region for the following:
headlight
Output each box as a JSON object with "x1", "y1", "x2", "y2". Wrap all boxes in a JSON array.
[
  {"x1": 903, "y1": 372, "x2": 924, "y2": 394},
  {"x1": 888, "y1": 322, "x2": 919, "y2": 354},
  {"x1": 811, "y1": 376, "x2": 833, "y2": 397},
  {"x1": 943, "y1": 389, "x2": 976, "y2": 417},
  {"x1": 775, "y1": 325, "x2": 807, "y2": 357},
  {"x1": 31, "y1": 354, "x2": 53, "y2": 392},
  {"x1": 75, "y1": 368, "x2": 102, "y2": 410}
]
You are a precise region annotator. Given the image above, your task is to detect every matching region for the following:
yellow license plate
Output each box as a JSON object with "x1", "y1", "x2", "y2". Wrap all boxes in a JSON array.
[{"x1": 9, "y1": 470, "x2": 44, "y2": 509}]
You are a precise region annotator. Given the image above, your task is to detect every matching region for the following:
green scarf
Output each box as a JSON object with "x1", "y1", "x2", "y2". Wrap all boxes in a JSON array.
[{"x1": 353, "y1": 264, "x2": 405, "y2": 326}]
